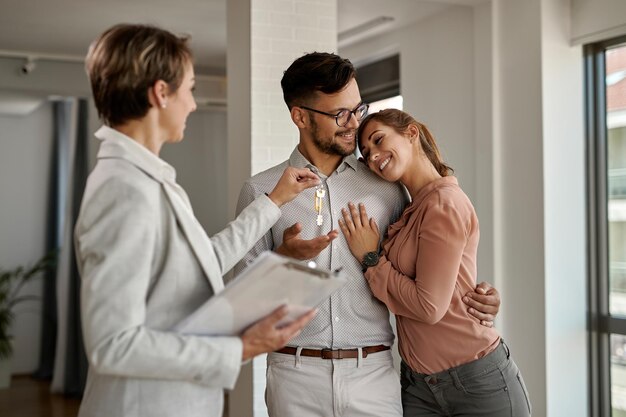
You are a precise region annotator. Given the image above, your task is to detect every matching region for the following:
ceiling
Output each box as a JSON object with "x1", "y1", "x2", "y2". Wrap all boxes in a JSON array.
[{"x1": 0, "y1": 0, "x2": 486, "y2": 75}]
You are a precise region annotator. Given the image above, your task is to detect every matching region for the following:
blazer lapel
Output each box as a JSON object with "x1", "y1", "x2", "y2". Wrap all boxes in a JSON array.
[
  {"x1": 162, "y1": 184, "x2": 225, "y2": 294},
  {"x1": 95, "y1": 128, "x2": 224, "y2": 294}
]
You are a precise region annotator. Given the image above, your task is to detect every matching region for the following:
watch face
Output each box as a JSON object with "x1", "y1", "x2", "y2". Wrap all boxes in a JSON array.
[{"x1": 363, "y1": 251, "x2": 379, "y2": 267}]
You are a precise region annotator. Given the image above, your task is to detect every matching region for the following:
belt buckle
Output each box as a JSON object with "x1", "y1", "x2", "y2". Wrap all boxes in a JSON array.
[{"x1": 321, "y1": 348, "x2": 334, "y2": 360}]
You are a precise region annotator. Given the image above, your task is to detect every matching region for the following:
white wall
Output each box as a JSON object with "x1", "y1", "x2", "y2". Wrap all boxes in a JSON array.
[
  {"x1": 473, "y1": 2, "x2": 494, "y2": 281},
  {"x1": 161, "y1": 109, "x2": 229, "y2": 236},
  {"x1": 492, "y1": 0, "x2": 547, "y2": 412},
  {"x1": 541, "y1": 1, "x2": 587, "y2": 415},
  {"x1": 0, "y1": 101, "x2": 53, "y2": 374},
  {"x1": 491, "y1": 1, "x2": 590, "y2": 414}
]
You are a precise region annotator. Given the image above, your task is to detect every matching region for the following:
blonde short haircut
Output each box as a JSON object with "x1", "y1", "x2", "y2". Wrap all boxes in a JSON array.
[{"x1": 86, "y1": 24, "x2": 192, "y2": 126}]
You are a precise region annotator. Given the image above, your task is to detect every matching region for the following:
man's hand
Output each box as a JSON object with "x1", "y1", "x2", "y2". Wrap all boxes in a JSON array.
[
  {"x1": 275, "y1": 223, "x2": 338, "y2": 260},
  {"x1": 241, "y1": 305, "x2": 317, "y2": 361},
  {"x1": 463, "y1": 282, "x2": 500, "y2": 328}
]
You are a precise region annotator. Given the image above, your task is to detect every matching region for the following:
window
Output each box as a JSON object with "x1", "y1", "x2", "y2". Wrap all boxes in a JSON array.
[
  {"x1": 356, "y1": 54, "x2": 399, "y2": 105},
  {"x1": 354, "y1": 55, "x2": 402, "y2": 160},
  {"x1": 368, "y1": 95, "x2": 403, "y2": 113},
  {"x1": 588, "y1": 36, "x2": 626, "y2": 417}
]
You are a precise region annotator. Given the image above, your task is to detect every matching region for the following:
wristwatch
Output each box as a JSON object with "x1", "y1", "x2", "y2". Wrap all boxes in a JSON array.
[{"x1": 361, "y1": 251, "x2": 380, "y2": 272}]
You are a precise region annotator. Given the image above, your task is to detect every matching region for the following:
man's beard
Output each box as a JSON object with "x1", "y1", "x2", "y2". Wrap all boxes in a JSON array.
[{"x1": 310, "y1": 117, "x2": 356, "y2": 157}]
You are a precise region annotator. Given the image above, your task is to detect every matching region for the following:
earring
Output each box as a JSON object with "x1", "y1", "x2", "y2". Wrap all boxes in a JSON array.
[{"x1": 161, "y1": 103, "x2": 167, "y2": 109}]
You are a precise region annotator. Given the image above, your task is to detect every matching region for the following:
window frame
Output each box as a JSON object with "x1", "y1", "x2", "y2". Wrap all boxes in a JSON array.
[{"x1": 587, "y1": 34, "x2": 626, "y2": 417}]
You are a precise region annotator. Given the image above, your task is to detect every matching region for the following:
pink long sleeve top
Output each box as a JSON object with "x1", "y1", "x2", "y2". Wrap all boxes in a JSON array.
[{"x1": 365, "y1": 176, "x2": 500, "y2": 375}]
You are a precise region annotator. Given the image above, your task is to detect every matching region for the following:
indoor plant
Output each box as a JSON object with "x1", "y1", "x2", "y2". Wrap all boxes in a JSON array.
[{"x1": 0, "y1": 251, "x2": 56, "y2": 386}]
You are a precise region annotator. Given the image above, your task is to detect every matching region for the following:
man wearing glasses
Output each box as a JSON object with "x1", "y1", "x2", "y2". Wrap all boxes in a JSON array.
[{"x1": 235, "y1": 52, "x2": 500, "y2": 417}]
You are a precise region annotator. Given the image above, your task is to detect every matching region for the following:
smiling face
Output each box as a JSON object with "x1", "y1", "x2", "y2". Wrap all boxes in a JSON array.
[
  {"x1": 162, "y1": 60, "x2": 197, "y2": 143},
  {"x1": 359, "y1": 119, "x2": 416, "y2": 183},
  {"x1": 305, "y1": 77, "x2": 362, "y2": 157}
]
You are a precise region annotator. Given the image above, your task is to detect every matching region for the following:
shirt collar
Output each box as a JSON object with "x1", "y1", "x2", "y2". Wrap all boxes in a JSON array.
[
  {"x1": 288, "y1": 146, "x2": 359, "y2": 177},
  {"x1": 94, "y1": 125, "x2": 176, "y2": 183}
]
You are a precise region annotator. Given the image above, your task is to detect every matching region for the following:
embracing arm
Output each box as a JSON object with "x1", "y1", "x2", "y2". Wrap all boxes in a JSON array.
[{"x1": 463, "y1": 283, "x2": 501, "y2": 326}]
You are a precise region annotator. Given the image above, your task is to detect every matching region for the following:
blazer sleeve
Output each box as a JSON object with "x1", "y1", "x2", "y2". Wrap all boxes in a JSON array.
[
  {"x1": 364, "y1": 202, "x2": 467, "y2": 324},
  {"x1": 232, "y1": 180, "x2": 277, "y2": 276},
  {"x1": 76, "y1": 177, "x2": 243, "y2": 389},
  {"x1": 210, "y1": 188, "x2": 281, "y2": 275}
]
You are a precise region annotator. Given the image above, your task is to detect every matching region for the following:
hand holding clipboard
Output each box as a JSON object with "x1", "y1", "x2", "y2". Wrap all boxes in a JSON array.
[{"x1": 174, "y1": 252, "x2": 347, "y2": 336}]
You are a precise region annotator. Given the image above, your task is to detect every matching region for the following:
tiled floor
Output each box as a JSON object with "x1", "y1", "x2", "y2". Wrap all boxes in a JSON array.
[{"x1": 0, "y1": 375, "x2": 80, "y2": 417}]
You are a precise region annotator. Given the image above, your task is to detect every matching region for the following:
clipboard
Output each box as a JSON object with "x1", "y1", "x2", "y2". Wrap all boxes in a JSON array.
[{"x1": 173, "y1": 251, "x2": 348, "y2": 336}]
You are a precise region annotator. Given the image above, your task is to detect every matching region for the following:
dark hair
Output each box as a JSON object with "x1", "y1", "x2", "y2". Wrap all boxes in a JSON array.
[
  {"x1": 281, "y1": 52, "x2": 356, "y2": 109},
  {"x1": 85, "y1": 24, "x2": 192, "y2": 126},
  {"x1": 358, "y1": 109, "x2": 454, "y2": 177}
]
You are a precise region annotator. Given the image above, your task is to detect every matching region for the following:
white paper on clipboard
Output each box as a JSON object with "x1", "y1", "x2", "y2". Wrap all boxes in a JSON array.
[{"x1": 173, "y1": 252, "x2": 348, "y2": 336}]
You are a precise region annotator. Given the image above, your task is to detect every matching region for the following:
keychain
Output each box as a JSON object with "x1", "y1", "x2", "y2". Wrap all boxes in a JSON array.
[{"x1": 314, "y1": 186, "x2": 325, "y2": 226}]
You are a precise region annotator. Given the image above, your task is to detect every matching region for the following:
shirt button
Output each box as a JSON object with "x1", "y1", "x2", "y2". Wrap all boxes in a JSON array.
[{"x1": 335, "y1": 317, "x2": 340, "y2": 322}]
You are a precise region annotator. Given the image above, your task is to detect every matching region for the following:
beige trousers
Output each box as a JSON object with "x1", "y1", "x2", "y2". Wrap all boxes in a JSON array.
[{"x1": 265, "y1": 349, "x2": 402, "y2": 417}]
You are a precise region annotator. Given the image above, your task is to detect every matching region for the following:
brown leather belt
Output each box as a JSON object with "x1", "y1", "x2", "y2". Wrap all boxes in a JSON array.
[{"x1": 276, "y1": 344, "x2": 390, "y2": 360}]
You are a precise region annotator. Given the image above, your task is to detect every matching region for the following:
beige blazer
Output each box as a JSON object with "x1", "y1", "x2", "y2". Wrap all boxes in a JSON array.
[{"x1": 75, "y1": 126, "x2": 281, "y2": 417}]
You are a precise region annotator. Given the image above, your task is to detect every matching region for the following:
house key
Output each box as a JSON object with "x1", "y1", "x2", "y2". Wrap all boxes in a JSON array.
[{"x1": 314, "y1": 186, "x2": 325, "y2": 226}]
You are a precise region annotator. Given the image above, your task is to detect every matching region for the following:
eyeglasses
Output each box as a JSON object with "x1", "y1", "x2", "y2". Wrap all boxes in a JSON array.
[{"x1": 300, "y1": 102, "x2": 369, "y2": 127}]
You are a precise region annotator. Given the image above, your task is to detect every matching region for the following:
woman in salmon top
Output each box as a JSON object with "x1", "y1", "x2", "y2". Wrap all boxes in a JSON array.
[{"x1": 339, "y1": 109, "x2": 531, "y2": 416}]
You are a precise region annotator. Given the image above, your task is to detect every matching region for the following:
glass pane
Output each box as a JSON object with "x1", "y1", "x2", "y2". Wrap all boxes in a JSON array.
[
  {"x1": 612, "y1": 334, "x2": 626, "y2": 416},
  {"x1": 607, "y1": 44, "x2": 626, "y2": 317}
]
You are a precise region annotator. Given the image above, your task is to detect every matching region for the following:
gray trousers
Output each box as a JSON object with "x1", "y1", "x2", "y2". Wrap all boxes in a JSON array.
[{"x1": 401, "y1": 341, "x2": 531, "y2": 416}]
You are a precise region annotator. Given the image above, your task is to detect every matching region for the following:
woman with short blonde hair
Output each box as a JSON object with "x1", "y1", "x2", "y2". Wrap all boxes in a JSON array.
[{"x1": 76, "y1": 24, "x2": 319, "y2": 417}]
